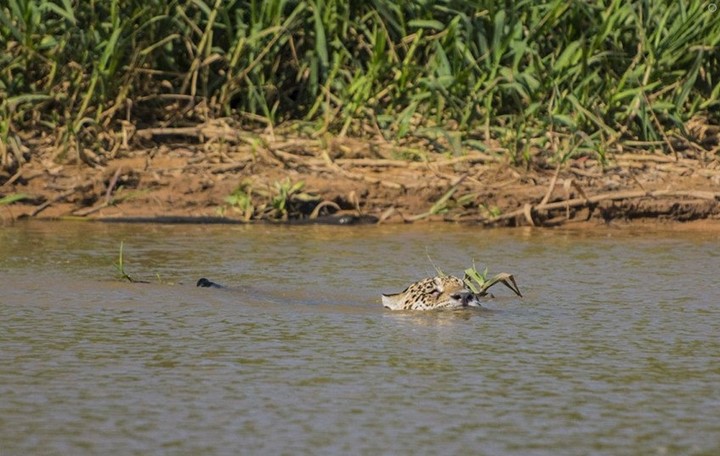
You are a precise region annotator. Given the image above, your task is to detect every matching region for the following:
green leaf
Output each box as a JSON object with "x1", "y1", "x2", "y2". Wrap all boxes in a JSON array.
[
  {"x1": 0, "y1": 194, "x2": 30, "y2": 205},
  {"x1": 552, "y1": 114, "x2": 576, "y2": 128},
  {"x1": 40, "y1": 1, "x2": 77, "y2": 25},
  {"x1": 407, "y1": 19, "x2": 445, "y2": 31},
  {"x1": 311, "y1": 1, "x2": 328, "y2": 70},
  {"x1": 555, "y1": 39, "x2": 582, "y2": 72}
]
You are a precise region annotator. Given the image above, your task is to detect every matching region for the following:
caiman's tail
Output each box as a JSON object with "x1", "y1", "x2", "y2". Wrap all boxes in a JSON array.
[{"x1": 196, "y1": 278, "x2": 224, "y2": 288}]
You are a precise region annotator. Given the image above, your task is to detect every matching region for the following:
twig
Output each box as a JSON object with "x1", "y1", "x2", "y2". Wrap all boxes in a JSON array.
[
  {"x1": 539, "y1": 164, "x2": 561, "y2": 206},
  {"x1": 407, "y1": 152, "x2": 500, "y2": 168},
  {"x1": 135, "y1": 122, "x2": 241, "y2": 143},
  {"x1": 73, "y1": 202, "x2": 109, "y2": 217},
  {"x1": 612, "y1": 153, "x2": 676, "y2": 163},
  {"x1": 568, "y1": 179, "x2": 590, "y2": 204},
  {"x1": 30, "y1": 185, "x2": 90, "y2": 217},
  {"x1": 1, "y1": 169, "x2": 24, "y2": 189},
  {"x1": 136, "y1": 126, "x2": 205, "y2": 140},
  {"x1": 568, "y1": 167, "x2": 603, "y2": 178},
  {"x1": 522, "y1": 204, "x2": 535, "y2": 227},
  {"x1": 105, "y1": 167, "x2": 123, "y2": 203},
  {"x1": 407, "y1": 175, "x2": 467, "y2": 221},
  {"x1": 335, "y1": 158, "x2": 409, "y2": 167},
  {"x1": 319, "y1": 150, "x2": 405, "y2": 190}
]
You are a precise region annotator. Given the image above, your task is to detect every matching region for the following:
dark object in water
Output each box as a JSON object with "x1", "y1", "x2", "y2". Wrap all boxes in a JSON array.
[{"x1": 196, "y1": 278, "x2": 224, "y2": 288}]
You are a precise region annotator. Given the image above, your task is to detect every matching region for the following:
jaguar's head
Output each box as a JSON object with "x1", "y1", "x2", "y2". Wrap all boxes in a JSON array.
[{"x1": 381, "y1": 275, "x2": 482, "y2": 311}]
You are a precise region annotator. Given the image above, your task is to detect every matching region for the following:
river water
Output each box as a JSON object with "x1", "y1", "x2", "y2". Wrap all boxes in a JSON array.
[{"x1": 1, "y1": 221, "x2": 719, "y2": 455}]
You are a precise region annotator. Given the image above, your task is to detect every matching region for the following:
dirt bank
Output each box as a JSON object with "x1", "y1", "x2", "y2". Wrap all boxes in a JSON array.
[{"x1": 2, "y1": 123, "x2": 720, "y2": 228}]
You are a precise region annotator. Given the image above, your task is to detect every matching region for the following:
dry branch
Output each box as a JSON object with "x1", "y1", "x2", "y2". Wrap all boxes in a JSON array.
[
  {"x1": 539, "y1": 165, "x2": 561, "y2": 206},
  {"x1": 30, "y1": 183, "x2": 93, "y2": 217},
  {"x1": 487, "y1": 189, "x2": 720, "y2": 226},
  {"x1": 408, "y1": 152, "x2": 501, "y2": 168}
]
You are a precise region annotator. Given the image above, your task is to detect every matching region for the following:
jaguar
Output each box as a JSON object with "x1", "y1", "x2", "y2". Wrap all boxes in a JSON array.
[{"x1": 381, "y1": 275, "x2": 482, "y2": 311}]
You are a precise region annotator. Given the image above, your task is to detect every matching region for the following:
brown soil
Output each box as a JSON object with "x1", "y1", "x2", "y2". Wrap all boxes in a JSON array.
[{"x1": 2, "y1": 121, "x2": 720, "y2": 228}]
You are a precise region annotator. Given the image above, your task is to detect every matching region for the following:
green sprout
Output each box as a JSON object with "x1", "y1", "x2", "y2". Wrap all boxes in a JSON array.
[
  {"x1": 0, "y1": 194, "x2": 29, "y2": 205},
  {"x1": 114, "y1": 241, "x2": 133, "y2": 282},
  {"x1": 113, "y1": 241, "x2": 148, "y2": 283}
]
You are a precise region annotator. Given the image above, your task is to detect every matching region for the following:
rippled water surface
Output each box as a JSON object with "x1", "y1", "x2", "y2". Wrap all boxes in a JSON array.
[{"x1": 1, "y1": 221, "x2": 719, "y2": 455}]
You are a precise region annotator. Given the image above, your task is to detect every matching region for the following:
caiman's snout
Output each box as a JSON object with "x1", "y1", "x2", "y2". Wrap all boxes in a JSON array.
[
  {"x1": 462, "y1": 292, "x2": 474, "y2": 306},
  {"x1": 451, "y1": 291, "x2": 481, "y2": 308},
  {"x1": 197, "y1": 278, "x2": 224, "y2": 288}
]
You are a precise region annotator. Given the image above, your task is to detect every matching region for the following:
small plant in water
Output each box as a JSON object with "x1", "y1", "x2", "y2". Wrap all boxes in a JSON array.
[
  {"x1": 112, "y1": 241, "x2": 166, "y2": 284},
  {"x1": 114, "y1": 241, "x2": 144, "y2": 283}
]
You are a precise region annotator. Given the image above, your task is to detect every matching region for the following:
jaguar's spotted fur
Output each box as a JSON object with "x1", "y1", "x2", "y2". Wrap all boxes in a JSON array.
[{"x1": 381, "y1": 275, "x2": 482, "y2": 310}]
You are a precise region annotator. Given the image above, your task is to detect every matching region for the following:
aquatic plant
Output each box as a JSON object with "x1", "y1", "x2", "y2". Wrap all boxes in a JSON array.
[
  {"x1": 113, "y1": 240, "x2": 146, "y2": 283},
  {"x1": 114, "y1": 241, "x2": 132, "y2": 282},
  {"x1": 113, "y1": 241, "x2": 140, "y2": 283},
  {"x1": 111, "y1": 241, "x2": 169, "y2": 283}
]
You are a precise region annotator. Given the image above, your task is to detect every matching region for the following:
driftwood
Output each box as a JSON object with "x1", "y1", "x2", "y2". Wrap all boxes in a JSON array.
[{"x1": 486, "y1": 189, "x2": 720, "y2": 226}]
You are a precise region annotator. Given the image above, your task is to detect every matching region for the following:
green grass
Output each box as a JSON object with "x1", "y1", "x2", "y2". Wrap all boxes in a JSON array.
[
  {"x1": 113, "y1": 241, "x2": 134, "y2": 282},
  {"x1": 113, "y1": 241, "x2": 153, "y2": 283},
  {"x1": 0, "y1": 193, "x2": 28, "y2": 205},
  {"x1": 1, "y1": 0, "x2": 718, "y2": 171},
  {"x1": 221, "y1": 177, "x2": 321, "y2": 221}
]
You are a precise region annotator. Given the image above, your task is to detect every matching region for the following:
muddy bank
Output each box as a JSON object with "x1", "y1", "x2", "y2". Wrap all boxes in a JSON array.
[{"x1": 2, "y1": 127, "x2": 720, "y2": 228}]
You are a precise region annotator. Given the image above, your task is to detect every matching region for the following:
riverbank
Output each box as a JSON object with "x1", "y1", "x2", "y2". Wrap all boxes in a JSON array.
[
  {"x1": 3, "y1": 2, "x2": 718, "y2": 227},
  {"x1": 2, "y1": 122, "x2": 719, "y2": 228}
]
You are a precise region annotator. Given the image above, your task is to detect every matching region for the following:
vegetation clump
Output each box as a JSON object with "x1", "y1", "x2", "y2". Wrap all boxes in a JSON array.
[
  {"x1": 221, "y1": 178, "x2": 325, "y2": 221},
  {"x1": 1, "y1": 0, "x2": 718, "y2": 178}
]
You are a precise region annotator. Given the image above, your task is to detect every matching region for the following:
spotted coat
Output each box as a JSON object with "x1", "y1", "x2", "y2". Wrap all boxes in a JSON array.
[{"x1": 381, "y1": 276, "x2": 482, "y2": 310}]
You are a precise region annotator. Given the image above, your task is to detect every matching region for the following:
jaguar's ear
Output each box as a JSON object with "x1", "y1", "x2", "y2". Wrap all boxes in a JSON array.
[
  {"x1": 432, "y1": 277, "x2": 445, "y2": 292},
  {"x1": 381, "y1": 293, "x2": 402, "y2": 309}
]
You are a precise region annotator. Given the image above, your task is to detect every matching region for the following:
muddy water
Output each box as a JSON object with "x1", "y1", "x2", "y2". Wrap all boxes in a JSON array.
[{"x1": 1, "y1": 221, "x2": 719, "y2": 455}]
